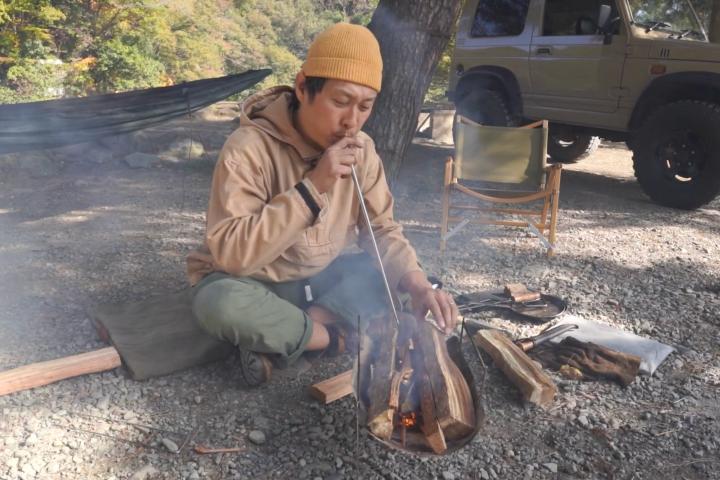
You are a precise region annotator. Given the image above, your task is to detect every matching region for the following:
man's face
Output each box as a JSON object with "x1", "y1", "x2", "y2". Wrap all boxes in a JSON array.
[{"x1": 295, "y1": 74, "x2": 377, "y2": 150}]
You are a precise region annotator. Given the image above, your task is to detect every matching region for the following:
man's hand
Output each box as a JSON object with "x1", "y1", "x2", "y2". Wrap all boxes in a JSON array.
[
  {"x1": 400, "y1": 271, "x2": 459, "y2": 334},
  {"x1": 307, "y1": 136, "x2": 364, "y2": 194}
]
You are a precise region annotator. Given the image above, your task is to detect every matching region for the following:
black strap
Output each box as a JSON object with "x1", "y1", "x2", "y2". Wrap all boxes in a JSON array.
[{"x1": 295, "y1": 182, "x2": 321, "y2": 221}]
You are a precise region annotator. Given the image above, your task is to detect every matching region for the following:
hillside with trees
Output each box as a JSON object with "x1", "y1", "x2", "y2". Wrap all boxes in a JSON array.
[{"x1": 0, "y1": 0, "x2": 382, "y2": 104}]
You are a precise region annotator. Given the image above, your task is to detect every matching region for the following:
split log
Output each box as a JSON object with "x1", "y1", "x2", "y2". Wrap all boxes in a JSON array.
[
  {"x1": 415, "y1": 321, "x2": 475, "y2": 441},
  {"x1": 0, "y1": 347, "x2": 122, "y2": 396},
  {"x1": 366, "y1": 329, "x2": 398, "y2": 440},
  {"x1": 310, "y1": 370, "x2": 353, "y2": 404},
  {"x1": 418, "y1": 370, "x2": 447, "y2": 454},
  {"x1": 474, "y1": 330, "x2": 557, "y2": 404}
]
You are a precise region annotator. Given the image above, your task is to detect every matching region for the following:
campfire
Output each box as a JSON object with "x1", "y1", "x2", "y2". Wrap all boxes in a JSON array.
[{"x1": 354, "y1": 320, "x2": 484, "y2": 456}]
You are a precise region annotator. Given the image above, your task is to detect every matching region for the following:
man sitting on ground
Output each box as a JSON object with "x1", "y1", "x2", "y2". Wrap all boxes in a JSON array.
[{"x1": 186, "y1": 22, "x2": 459, "y2": 386}]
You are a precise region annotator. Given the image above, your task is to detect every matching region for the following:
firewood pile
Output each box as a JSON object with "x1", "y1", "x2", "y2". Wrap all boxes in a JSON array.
[{"x1": 354, "y1": 320, "x2": 484, "y2": 456}]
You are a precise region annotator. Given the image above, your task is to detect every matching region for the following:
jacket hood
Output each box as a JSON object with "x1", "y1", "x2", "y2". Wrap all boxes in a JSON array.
[{"x1": 240, "y1": 86, "x2": 322, "y2": 161}]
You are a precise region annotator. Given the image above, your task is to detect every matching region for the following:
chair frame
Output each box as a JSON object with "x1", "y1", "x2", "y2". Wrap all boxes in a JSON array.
[{"x1": 440, "y1": 117, "x2": 562, "y2": 257}]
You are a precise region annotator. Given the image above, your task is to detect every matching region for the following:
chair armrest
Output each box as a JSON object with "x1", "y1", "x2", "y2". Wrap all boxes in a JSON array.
[{"x1": 544, "y1": 163, "x2": 562, "y2": 172}]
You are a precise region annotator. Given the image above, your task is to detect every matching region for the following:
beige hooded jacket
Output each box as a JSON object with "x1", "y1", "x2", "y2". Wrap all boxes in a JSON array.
[{"x1": 186, "y1": 86, "x2": 421, "y2": 290}]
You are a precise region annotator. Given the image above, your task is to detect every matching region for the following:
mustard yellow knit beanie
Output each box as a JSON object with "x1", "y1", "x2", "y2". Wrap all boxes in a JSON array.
[{"x1": 303, "y1": 22, "x2": 383, "y2": 92}]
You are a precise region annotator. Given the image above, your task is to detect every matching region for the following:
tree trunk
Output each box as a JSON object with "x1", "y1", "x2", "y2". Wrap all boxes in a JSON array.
[
  {"x1": 363, "y1": 0, "x2": 464, "y2": 189},
  {"x1": 711, "y1": 0, "x2": 720, "y2": 43}
]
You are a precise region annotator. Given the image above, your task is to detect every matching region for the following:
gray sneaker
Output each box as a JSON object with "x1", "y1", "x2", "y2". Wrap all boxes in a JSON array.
[{"x1": 239, "y1": 349, "x2": 274, "y2": 387}]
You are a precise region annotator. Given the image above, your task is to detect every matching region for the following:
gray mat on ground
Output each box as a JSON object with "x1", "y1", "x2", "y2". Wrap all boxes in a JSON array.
[{"x1": 87, "y1": 288, "x2": 235, "y2": 381}]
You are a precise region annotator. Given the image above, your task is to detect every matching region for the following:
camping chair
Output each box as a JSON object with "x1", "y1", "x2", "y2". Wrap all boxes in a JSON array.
[{"x1": 440, "y1": 116, "x2": 562, "y2": 257}]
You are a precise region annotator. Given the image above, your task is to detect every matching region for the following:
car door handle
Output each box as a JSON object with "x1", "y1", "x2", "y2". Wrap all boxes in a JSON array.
[{"x1": 536, "y1": 47, "x2": 552, "y2": 54}]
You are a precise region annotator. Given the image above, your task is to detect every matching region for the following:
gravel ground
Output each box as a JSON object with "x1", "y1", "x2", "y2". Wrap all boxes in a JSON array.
[{"x1": 0, "y1": 117, "x2": 719, "y2": 480}]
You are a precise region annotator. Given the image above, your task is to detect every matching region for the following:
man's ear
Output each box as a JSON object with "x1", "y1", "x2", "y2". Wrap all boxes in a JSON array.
[{"x1": 295, "y1": 71, "x2": 307, "y2": 104}]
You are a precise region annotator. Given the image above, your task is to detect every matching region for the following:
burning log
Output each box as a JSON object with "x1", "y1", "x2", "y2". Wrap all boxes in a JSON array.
[
  {"x1": 418, "y1": 370, "x2": 447, "y2": 454},
  {"x1": 366, "y1": 328, "x2": 398, "y2": 440},
  {"x1": 415, "y1": 321, "x2": 476, "y2": 441},
  {"x1": 356, "y1": 319, "x2": 481, "y2": 456}
]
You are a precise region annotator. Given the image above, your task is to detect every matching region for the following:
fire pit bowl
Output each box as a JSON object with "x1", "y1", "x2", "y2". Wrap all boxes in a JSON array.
[{"x1": 353, "y1": 333, "x2": 485, "y2": 457}]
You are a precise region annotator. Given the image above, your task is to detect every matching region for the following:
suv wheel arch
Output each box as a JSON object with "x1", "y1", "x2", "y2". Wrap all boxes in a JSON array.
[
  {"x1": 454, "y1": 66, "x2": 523, "y2": 119},
  {"x1": 629, "y1": 72, "x2": 720, "y2": 131}
]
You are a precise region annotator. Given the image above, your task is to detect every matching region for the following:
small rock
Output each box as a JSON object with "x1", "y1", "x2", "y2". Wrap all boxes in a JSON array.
[
  {"x1": 5, "y1": 458, "x2": 18, "y2": 468},
  {"x1": 692, "y1": 462, "x2": 706, "y2": 471},
  {"x1": 189, "y1": 471, "x2": 200, "y2": 480},
  {"x1": 194, "y1": 396, "x2": 202, "y2": 404},
  {"x1": 14, "y1": 450, "x2": 30, "y2": 459},
  {"x1": 86, "y1": 147, "x2": 114, "y2": 164},
  {"x1": 18, "y1": 152, "x2": 58, "y2": 177},
  {"x1": 532, "y1": 360, "x2": 543, "y2": 370},
  {"x1": 693, "y1": 450, "x2": 704, "y2": 458},
  {"x1": 577, "y1": 415, "x2": 589, "y2": 426},
  {"x1": 124, "y1": 411, "x2": 136, "y2": 420},
  {"x1": 160, "y1": 138, "x2": 205, "y2": 160},
  {"x1": 21, "y1": 464, "x2": 37, "y2": 476},
  {"x1": 161, "y1": 438, "x2": 179, "y2": 453},
  {"x1": 248, "y1": 430, "x2": 266, "y2": 445},
  {"x1": 129, "y1": 466, "x2": 158, "y2": 480},
  {"x1": 96, "y1": 396, "x2": 110, "y2": 410},
  {"x1": 24, "y1": 433, "x2": 38, "y2": 446},
  {"x1": 642, "y1": 412, "x2": 652, "y2": 421},
  {"x1": 565, "y1": 464, "x2": 578, "y2": 474},
  {"x1": 321, "y1": 415, "x2": 334, "y2": 424},
  {"x1": 128, "y1": 131, "x2": 154, "y2": 153},
  {"x1": 442, "y1": 472, "x2": 455, "y2": 480},
  {"x1": 544, "y1": 463, "x2": 558, "y2": 473},
  {"x1": 124, "y1": 153, "x2": 161, "y2": 169},
  {"x1": 46, "y1": 462, "x2": 60, "y2": 473},
  {"x1": 253, "y1": 416, "x2": 271, "y2": 427},
  {"x1": 675, "y1": 345, "x2": 698, "y2": 356}
]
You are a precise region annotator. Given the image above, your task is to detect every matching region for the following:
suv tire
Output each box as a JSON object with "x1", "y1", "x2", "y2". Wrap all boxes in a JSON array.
[
  {"x1": 456, "y1": 89, "x2": 517, "y2": 127},
  {"x1": 633, "y1": 101, "x2": 720, "y2": 210},
  {"x1": 547, "y1": 133, "x2": 600, "y2": 163}
]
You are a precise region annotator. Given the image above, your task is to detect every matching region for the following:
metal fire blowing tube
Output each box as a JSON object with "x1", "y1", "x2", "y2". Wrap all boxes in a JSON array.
[{"x1": 350, "y1": 164, "x2": 400, "y2": 326}]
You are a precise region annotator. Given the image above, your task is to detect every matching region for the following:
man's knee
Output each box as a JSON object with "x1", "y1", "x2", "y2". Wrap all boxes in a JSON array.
[{"x1": 192, "y1": 276, "x2": 272, "y2": 341}]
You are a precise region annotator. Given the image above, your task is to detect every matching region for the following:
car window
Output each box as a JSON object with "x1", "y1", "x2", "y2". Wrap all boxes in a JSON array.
[
  {"x1": 471, "y1": 0, "x2": 531, "y2": 37},
  {"x1": 542, "y1": 0, "x2": 620, "y2": 35}
]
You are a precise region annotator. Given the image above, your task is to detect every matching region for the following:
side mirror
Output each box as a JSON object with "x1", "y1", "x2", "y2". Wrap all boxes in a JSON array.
[
  {"x1": 597, "y1": 4, "x2": 612, "y2": 34},
  {"x1": 576, "y1": 17, "x2": 597, "y2": 35}
]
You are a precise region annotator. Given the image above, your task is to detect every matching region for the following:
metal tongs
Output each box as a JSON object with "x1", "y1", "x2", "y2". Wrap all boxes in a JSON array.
[
  {"x1": 350, "y1": 165, "x2": 400, "y2": 327},
  {"x1": 457, "y1": 297, "x2": 548, "y2": 314}
]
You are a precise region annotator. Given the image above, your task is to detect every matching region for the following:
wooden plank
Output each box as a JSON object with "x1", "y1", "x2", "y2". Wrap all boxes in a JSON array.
[
  {"x1": 309, "y1": 370, "x2": 353, "y2": 404},
  {"x1": 0, "y1": 347, "x2": 122, "y2": 397},
  {"x1": 366, "y1": 329, "x2": 398, "y2": 441},
  {"x1": 416, "y1": 321, "x2": 475, "y2": 441},
  {"x1": 474, "y1": 330, "x2": 557, "y2": 404}
]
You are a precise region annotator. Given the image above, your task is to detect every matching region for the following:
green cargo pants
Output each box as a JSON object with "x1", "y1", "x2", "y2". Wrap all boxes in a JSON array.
[{"x1": 190, "y1": 253, "x2": 412, "y2": 368}]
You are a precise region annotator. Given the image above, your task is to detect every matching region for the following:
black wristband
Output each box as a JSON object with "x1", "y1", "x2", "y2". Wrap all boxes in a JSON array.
[{"x1": 295, "y1": 182, "x2": 321, "y2": 221}]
